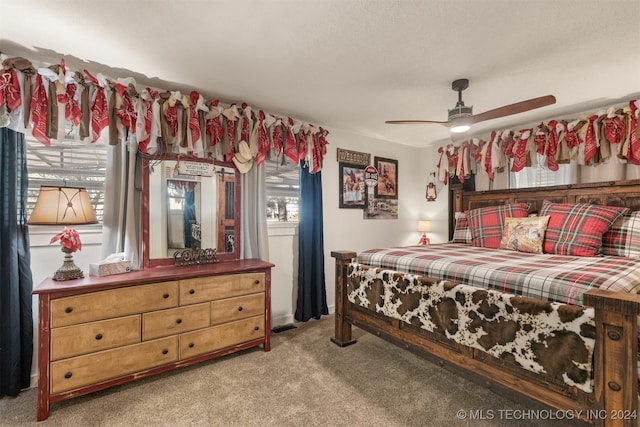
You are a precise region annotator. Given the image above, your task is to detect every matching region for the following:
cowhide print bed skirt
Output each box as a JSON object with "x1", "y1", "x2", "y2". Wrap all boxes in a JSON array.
[{"x1": 347, "y1": 263, "x2": 597, "y2": 393}]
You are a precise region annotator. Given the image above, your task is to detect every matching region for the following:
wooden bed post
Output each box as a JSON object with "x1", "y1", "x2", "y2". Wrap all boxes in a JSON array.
[
  {"x1": 451, "y1": 183, "x2": 464, "y2": 213},
  {"x1": 330, "y1": 251, "x2": 357, "y2": 347},
  {"x1": 583, "y1": 289, "x2": 640, "y2": 427}
]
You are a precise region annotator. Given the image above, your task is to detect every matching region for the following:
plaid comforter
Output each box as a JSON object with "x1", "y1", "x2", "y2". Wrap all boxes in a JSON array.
[{"x1": 355, "y1": 243, "x2": 640, "y2": 305}]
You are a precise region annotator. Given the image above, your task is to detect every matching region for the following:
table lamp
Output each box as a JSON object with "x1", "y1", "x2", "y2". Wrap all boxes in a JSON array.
[
  {"x1": 417, "y1": 220, "x2": 431, "y2": 245},
  {"x1": 28, "y1": 185, "x2": 98, "y2": 280}
]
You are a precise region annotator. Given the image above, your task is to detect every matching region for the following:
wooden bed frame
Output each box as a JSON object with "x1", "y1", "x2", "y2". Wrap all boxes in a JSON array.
[{"x1": 331, "y1": 179, "x2": 640, "y2": 427}]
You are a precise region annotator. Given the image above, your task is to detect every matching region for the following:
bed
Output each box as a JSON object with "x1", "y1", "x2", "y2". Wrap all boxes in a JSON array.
[{"x1": 331, "y1": 179, "x2": 640, "y2": 426}]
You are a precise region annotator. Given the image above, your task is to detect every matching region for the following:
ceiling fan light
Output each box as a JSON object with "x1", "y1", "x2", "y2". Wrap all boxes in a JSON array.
[{"x1": 450, "y1": 124, "x2": 470, "y2": 133}]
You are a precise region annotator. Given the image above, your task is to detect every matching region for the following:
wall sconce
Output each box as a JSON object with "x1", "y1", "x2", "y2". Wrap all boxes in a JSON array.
[
  {"x1": 426, "y1": 172, "x2": 437, "y2": 201},
  {"x1": 28, "y1": 186, "x2": 98, "y2": 280},
  {"x1": 417, "y1": 220, "x2": 431, "y2": 245}
]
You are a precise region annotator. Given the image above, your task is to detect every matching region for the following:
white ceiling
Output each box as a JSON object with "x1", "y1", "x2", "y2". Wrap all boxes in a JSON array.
[{"x1": 2, "y1": 0, "x2": 639, "y2": 148}]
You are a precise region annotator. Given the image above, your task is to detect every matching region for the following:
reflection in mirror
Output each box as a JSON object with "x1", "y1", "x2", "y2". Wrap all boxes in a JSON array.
[
  {"x1": 148, "y1": 160, "x2": 216, "y2": 259},
  {"x1": 167, "y1": 180, "x2": 203, "y2": 250},
  {"x1": 217, "y1": 168, "x2": 236, "y2": 253},
  {"x1": 143, "y1": 155, "x2": 240, "y2": 268}
]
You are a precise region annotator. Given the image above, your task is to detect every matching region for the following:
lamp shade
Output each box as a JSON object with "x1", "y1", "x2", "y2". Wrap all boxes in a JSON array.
[
  {"x1": 28, "y1": 186, "x2": 98, "y2": 225},
  {"x1": 417, "y1": 220, "x2": 432, "y2": 233}
]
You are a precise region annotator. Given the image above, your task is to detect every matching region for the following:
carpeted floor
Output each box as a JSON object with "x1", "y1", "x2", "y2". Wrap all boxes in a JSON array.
[{"x1": 0, "y1": 315, "x2": 580, "y2": 426}]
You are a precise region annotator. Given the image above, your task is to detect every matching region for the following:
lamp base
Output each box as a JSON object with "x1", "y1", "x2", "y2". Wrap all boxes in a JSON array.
[
  {"x1": 417, "y1": 234, "x2": 430, "y2": 245},
  {"x1": 52, "y1": 247, "x2": 84, "y2": 281}
]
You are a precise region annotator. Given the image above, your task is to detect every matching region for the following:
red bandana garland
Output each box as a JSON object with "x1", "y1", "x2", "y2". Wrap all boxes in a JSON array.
[
  {"x1": 435, "y1": 98, "x2": 640, "y2": 184},
  {"x1": 0, "y1": 68, "x2": 22, "y2": 111},
  {"x1": 628, "y1": 100, "x2": 640, "y2": 165},
  {"x1": 4, "y1": 54, "x2": 330, "y2": 175},
  {"x1": 30, "y1": 74, "x2": 49, "y2": 146},
  {"x1": 84, "y1": 69, "x2": 108, "y2": 143}
]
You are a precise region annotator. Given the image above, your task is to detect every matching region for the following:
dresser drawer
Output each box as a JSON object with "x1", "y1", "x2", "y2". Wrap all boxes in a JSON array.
[
  {"x1": 51, "y1": 315, "x2": 141, "y2": 361},
  {"x1": 142, "y1": 303, "x2": 210, "y2": 340},
  {"x1": 211, "y1": 293, "x2": 264, "y2": 325},
  {"x1": 179, "y1": 315, "x2": 265, "y2": 360},
  {"x1": 51, "y1": 281, "x2": 179, "y2": 327},
  {"x1": 50, "y1": 336, "x2": 178, "y2": 394},
  {"x1": 179, "y1": 273, "x2": 265, "y2": 305}
]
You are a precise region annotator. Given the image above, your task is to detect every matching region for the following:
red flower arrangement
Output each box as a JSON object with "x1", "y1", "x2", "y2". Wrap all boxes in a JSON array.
[{"x1": 50, "y1": 227, "x2": 83, "y2": 252}]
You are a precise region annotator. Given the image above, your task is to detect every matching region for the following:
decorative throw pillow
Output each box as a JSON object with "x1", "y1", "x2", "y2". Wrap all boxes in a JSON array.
[
  {"x1": 539, "y1": 200, "x2": 630, "y2": 256},
  {"x1": 466, "y1": 203, "x2": 530, "y2": 249},
  {"x1": 451, "y1": 211, "x2": 472, "y2": 244},
  {"x1": 601, "y1": 211, "x2": 640, "y2": 258},
  {"x1": 499, "y1": 216, "x2": 550, "y2": 254}
]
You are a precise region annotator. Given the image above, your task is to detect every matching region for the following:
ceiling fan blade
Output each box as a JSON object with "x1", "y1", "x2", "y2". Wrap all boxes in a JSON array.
[
  {"x1": 385, "y1": 119, "x2": 449, "y2": 126},
  {"x1": 468, "y1": 95, "x2": 556, "y2": 124}
]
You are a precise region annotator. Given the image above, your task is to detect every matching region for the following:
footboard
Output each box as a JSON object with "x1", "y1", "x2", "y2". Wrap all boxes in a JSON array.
[{"x1": 331, "y1": 251, "x2": 640, "y2": 427}]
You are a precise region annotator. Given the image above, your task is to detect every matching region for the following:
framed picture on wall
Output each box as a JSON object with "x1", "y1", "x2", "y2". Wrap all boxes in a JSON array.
[
  {"x1": 338, "y1": 163, "x2": 366, "y2": 208},
  {"x1": 363, "y1": 196, "x2": 398, "y2": 220},
  {"x1": 373, "y1": 157, "x2": 398, "y2": 199}
]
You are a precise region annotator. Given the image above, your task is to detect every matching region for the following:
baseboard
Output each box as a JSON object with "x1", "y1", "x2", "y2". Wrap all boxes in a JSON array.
[
  {"x1": 271, "y1": 314, "x2": 294, "y2": 329},
  {"x1": 271, "y1": 305, "x2": 334, "y2": 330},
  {"x1": 272, "y1": 324, "x2": 297, "y2": 333}
]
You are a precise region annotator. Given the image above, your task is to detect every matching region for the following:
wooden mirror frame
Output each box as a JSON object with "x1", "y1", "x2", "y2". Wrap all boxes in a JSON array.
[{"x1": 141, "y1": 154, "x2": 242, "y2": 268}]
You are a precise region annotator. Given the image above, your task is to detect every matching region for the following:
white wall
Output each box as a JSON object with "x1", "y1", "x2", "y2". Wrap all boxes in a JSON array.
[
  {"x1": 267, "y1": 223, "x2": 298, "y2": 327},
  {"x1": 318, "y1": 128, "x2": 448, "y2": 312}
]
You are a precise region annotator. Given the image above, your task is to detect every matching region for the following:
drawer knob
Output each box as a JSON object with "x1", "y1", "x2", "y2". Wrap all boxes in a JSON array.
[
  {"x1": 162, "y1": 349, "x2": 169, "y2": 355},
  {"x1": 64, "y1": 372, "x2": 73, "y2": 379},
  {"x1": 162, "y1": 293, "x2": 170, "y2": 299},
  {"x1": 238, "y1": 306, "x2": 244, "y2": 312},
  {"x1": 254, "y1": 326, "x2": 260, "y2": 331},
  {"x1": 65, "y1": 307, "x2": 73, "y2": 314},
  {"x1": 189, "y1": 289, "x2": 195, "y2": 295},
  {"x1": 254, "y1": 280, "x2": 260, "y2": 285},
  {"x1": 188, "y1": 343, "x2": 194, "y2": 348},
  {"x1": 95, "y1": 333, "x2": 103, "y2": 340},
  {"x1": 176, "y1": 318, "x2": 182, "y2": 324}
]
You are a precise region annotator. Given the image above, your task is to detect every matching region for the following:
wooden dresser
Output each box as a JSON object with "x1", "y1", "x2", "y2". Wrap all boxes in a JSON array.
[{"x1": 33, "y1": 259, "x2": 273, "y2": 421}]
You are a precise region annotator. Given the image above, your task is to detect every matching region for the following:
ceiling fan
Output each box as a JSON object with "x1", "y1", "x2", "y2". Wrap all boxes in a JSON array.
[{"x1": 386, "y1": 78, "x2": 556, "y2": 133}]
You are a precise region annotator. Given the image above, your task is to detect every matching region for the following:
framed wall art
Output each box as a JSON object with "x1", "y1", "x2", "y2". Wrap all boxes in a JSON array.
[
  {"x1": 373, "y1": 157, "x2": 398, "y2": 199},
  {"x1": 338, "y1": 163, "x2": 366, "y2": 208},
  {"x1": 363, "y1": 196, "x2": 398, "y2": 220}
]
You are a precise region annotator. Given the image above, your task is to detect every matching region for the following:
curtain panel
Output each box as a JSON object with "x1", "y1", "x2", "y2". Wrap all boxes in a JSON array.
[
  {"x1": 101, "y1": 140, "x2": 141, "y2": 269},
  {"x1": 0, "y1": 127, "x2": 33, "y2": 396},
  {"x1": 241, "y1": 163, "x2": 269, "y2": 260},
  {"x1": 295, "y1": 165, "x2": 327, "y2": 322}
]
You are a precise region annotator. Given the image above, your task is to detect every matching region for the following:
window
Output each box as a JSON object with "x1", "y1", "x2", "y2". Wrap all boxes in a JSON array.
[
  {"x1": 509, "y1": 162, "x2": 573, "y2": 189},
  {"x1": 264, "y1": 159, "x2": 299, "y2": 222},
  {"x1": 26, "y1": 124, "x2": 108, "y2": 222}
]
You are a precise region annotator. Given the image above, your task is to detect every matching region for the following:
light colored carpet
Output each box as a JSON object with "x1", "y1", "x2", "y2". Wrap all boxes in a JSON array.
[{"x1": 1, "y1": 315, "x2": 578, "y2": 426}]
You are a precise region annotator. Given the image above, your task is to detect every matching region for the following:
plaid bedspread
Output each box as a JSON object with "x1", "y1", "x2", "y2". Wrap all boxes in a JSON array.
[{"x1": 355, "y1": 243, "x2": 640, "y2": 305}]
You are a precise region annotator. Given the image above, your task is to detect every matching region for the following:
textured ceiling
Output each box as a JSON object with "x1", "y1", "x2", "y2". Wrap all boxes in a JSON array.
[{"x1": 2, "y1": 0, "x2": 639, "y2": 147}]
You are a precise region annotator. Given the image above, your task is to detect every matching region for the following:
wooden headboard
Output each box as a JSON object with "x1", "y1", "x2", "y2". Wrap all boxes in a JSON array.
[{"x1": 450, "y1": 179, "x2": 640, "y2": 238}]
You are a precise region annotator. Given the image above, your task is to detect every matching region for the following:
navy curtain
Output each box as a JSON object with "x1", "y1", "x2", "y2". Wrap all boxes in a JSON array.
[
  {"x1": 0, "y1": 128, "x2": 33, "y2": 396},
  {"x1": 295, "y1": 164, "x2": 328, "y2": 322},
  {"x1": 183, "y1": 189, "x2": 196, "y2": 248}
]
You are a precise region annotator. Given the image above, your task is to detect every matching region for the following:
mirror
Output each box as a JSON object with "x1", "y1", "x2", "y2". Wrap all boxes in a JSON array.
[{"x1": 142, "y1": 155, "x2": 241, "y2": 267}]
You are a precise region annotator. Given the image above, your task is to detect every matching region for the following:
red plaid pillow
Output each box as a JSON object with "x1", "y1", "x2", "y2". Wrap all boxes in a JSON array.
[
  {"x1": 451, "y1": 211, "x2": 471, "y2": 244},
  {"x1": 466, "y1": 203, "x2": 529, "y2": 248},
  {"x1": 540, "y1": 200, "x2": 629, "y2": 256},
  {"x1": 602, "y1": 211, "x2": 640, "y2": 258}
]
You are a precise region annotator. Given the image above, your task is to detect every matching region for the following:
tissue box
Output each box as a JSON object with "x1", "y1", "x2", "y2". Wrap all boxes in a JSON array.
[{"x1": 89, "y1": 260, "x2": 131, "y2": 277}]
